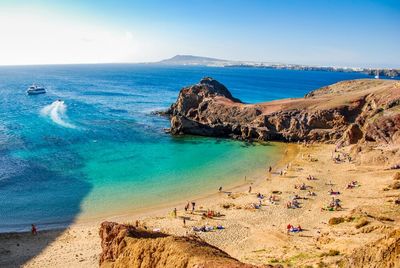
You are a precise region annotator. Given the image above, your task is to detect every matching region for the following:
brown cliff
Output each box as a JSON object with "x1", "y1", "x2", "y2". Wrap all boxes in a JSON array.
[
  {"x1": 98, "y1": 221, "x2": 273, "y2": 268},
  {"x1": 167, "y1": 77, "x2": 400, "y2": 148},
  {"x1": 342, "y1": 228, "x2": 400, "y2": 268}
]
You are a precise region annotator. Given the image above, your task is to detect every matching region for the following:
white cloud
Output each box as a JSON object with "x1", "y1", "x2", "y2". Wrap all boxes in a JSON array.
[
  {"x1": 125, "y1": 31, "x2": 134, "y2": 40},
  {"x1": 0, "y1": 9, "x2": 148, "y2": 65}
]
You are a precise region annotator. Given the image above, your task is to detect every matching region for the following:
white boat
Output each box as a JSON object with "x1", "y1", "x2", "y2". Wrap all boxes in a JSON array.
[
  {"x1": 27, "y1": 84, "x2": 46, "y2": 95},
  {"x1": 374, "y1": 70, "x2": 379, "y2": 79}
]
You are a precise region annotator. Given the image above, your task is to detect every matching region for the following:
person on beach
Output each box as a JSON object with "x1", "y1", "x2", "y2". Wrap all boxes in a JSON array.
[
  {"x1": 346, "y1": 181, "x2": 359, "y2": 189},
  {"x1": 184, "y1": 202, "x2": 189, "y2": 212},
  {"x1": 248, "y1": 186, "x2": 252, "y2": 193},
  {"x1": 307, "y1": 190, "x2": 316, "y2": 196},
  {"x1": 329, "y1": 189, "x2": 340, "y2": 195},
  {"x1": 287, "y1": 224, "x2": 292, "y2": 234},
  {"x1": 268, "y1": 166, "x2": 272, "y2": 173},
  {"x1": 287, "y1": 224, "x2": 302, "y2": 233},
  {"x1": 183, "y1": 218, "x2": 186, "y2": 227},
  {"x1": 31, "y1": 224, "x2": 37, "y2": 235},
  {"x1": 135, "y1": 220, "x2": 139, "y2": 227},
  {"x1": 299, "y1": 183, "x2": 307, "y2": 190},
  {"x1": 219, "y1": 186, "x2": 222, "y2": 192},
  {"x1": 191, "y1": 202, "x2": 196, "y2": 213},
  {"x1": 173, "y1": 208, "x2": 177, "y2": 218}
]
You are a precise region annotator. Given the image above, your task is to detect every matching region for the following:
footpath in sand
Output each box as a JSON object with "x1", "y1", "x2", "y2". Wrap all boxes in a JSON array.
[{"x1": 1, "y1": 143, "x2": 399, "y2": 267}]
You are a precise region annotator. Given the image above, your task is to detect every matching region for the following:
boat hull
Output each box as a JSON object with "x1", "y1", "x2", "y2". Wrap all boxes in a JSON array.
[{"x1": 27, "y1": 90, "x2": 46, "y2": 95}]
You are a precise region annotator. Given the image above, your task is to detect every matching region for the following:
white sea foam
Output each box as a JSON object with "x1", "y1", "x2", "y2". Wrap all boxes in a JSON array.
[{"x1": 40, "y1": 100, "x2": 76, "y2": 129}]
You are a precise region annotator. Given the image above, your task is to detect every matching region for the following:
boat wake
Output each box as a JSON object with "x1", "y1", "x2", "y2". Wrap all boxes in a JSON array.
[{"x1": 41, "y1": 100, "x2": 76, "y2": 129}]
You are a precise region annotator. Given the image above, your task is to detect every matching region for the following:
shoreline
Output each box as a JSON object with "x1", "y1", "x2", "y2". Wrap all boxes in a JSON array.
[
  {"x1": 0, "y1": 141, "x2": 287, "y2": 234},
  {"x1": 0, "y1": 141, "x2": 292, "y2": 268},
  {"x1": 2, "y1": 142, "x2": 398, "y2": 267}
]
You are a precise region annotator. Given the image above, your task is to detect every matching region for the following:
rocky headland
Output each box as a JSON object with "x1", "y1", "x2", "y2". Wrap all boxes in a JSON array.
[
  {"x1": 167, "y1": 77, "x2": 399, "y2": 145},
  {"x1": 165, "y1": 77, "x2": 400, "y2": 166}
]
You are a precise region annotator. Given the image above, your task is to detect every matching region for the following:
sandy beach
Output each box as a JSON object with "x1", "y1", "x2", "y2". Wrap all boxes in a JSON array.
[{"x1": 1, "y1": 142, "x2": 398, "y2": 267}]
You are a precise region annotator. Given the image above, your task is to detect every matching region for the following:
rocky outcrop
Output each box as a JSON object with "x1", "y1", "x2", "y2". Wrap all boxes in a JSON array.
[
  {"x1": 167, "y1": 78, "x2": 400, "y2": 147},
  {"x1": 99, "y1": 222, "x2": 273, "y2": 268},
  {"x1": 342, "y1": 228, "x2": 400, "y2": 268}
]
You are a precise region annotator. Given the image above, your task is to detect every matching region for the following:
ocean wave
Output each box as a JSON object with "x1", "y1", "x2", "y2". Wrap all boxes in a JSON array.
[{"x1": 40, "y1": 100, "x2": 77, "y2": 129}]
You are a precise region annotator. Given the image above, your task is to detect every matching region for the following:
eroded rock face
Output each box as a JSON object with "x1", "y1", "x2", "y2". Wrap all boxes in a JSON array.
[
  {"x1": 342, "y1": 229, "x2": 400, "y2": 268},
  {"x1": 167, "y1": 78, "x2": 400, "y2": 146},
  {"x1": 99, "y1": 221, "x2": 272, "y2": 268}
]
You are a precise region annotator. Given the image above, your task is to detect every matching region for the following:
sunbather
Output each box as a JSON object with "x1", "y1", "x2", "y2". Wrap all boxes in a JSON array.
[
  {"x1": 307, "y1": 191, "x2": 316, "y2": 196},
  {"x1": 329, "y1": 189, "x2": 340, "y2": 195}
]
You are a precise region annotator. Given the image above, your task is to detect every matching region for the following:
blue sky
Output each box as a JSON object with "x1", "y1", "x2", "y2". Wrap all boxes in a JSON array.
[{"x1": 0, "y1": 0, "x2": 399, "y2": 67}]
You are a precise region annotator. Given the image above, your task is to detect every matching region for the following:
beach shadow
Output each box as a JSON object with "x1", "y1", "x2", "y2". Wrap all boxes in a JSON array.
[
  {"x1": 0, "y1": 229, "x2": 66, "y2": 268},
  {"x1": 179, "y1": 216, "x2": 196, "y2": 222},
  {"x1": 0, "y1": 155, "x2": 92, "y2": 267},
  {"x1": 221, "y1": 191, "x2": 232, "y2": 194}
]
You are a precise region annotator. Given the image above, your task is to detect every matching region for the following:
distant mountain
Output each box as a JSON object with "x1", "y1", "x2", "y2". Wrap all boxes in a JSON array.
[
  {"x1": 155, "y1": 54, "x2": 279, "y2": 67},
  {"x1": 153, "y1": 55, "x2": 400, "y2": 77},
  {"x1": 157, "y1": 55, "x2": 232, "y2": 66}
]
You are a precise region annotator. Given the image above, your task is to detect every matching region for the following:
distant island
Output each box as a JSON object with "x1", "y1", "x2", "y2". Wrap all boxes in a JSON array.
[
  {"x1": 157, "y1": 55, "x2": 229, "y2": 66},
  {"x1": 155, "y1": 55, "x2": 400, "y2": 78}
]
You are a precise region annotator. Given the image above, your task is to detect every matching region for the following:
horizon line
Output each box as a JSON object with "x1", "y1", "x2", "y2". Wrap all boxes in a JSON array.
[{"x1": 0, "y1": 57, "x2": 398, "y2": 70}]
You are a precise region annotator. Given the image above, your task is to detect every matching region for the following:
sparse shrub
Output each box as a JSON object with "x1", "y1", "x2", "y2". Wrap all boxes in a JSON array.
[
  {"x1": 377, "y1": 216, "x2": 394, "y2": 221},
  {"x1": 329, "y1": 217, "x2": 344, "y2": 225},
  {"x1": 221, "y1": 203, "x2": 235, "y2": 209},
  {"x1": 320, "y1": 249, "x2": 340, "y2": 257},
  {"x1": 390, "y1": 181, "x2": 400, "y2": 189},
  {"x1": 328, "y1": 250, "x2": 340, "y2": 256},
  {"x1": 355, "y1": 218, "x2": 370, "y2": 229}
]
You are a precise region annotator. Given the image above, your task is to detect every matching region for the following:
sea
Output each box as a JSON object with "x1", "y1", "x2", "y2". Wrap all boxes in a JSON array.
[{"x1": 0, "y1": 64, "x2": 373, "y2": 232}]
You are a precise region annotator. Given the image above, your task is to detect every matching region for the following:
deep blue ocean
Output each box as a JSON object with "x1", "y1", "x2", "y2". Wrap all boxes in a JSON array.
[{"x1": 0, "y1": 64, "x2": 372, "y2": 232}]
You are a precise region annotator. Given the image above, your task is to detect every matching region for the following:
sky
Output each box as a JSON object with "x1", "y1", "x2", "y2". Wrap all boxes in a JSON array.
[{"x1": 0, "y1": 0, "x2": 399, "y2": 67}]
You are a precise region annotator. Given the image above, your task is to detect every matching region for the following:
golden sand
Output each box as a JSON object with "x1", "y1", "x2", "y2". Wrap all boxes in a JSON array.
[{"x1": 1, "y1": 143, "x2": 399, "y2": 267}]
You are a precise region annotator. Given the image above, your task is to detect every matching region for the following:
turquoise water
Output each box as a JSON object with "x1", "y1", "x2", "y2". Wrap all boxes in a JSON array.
[{"x1": 0, "y1": 65, "x2": 371, "y2": 232}]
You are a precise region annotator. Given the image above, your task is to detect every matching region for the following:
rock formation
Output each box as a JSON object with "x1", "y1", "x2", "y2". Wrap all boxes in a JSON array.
[
  {"x1": 167, "y1": 78, "x2": 400, "y2": 148},
  {"x1": 99, "y1": 221, "x2": 273, "y2": 268},
  {"x1": 165, "y1": 77, "x2": 400, "y2": 167},
  {"x1": 342, "y1": 228, "x2": 400, "y2": 268}
]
